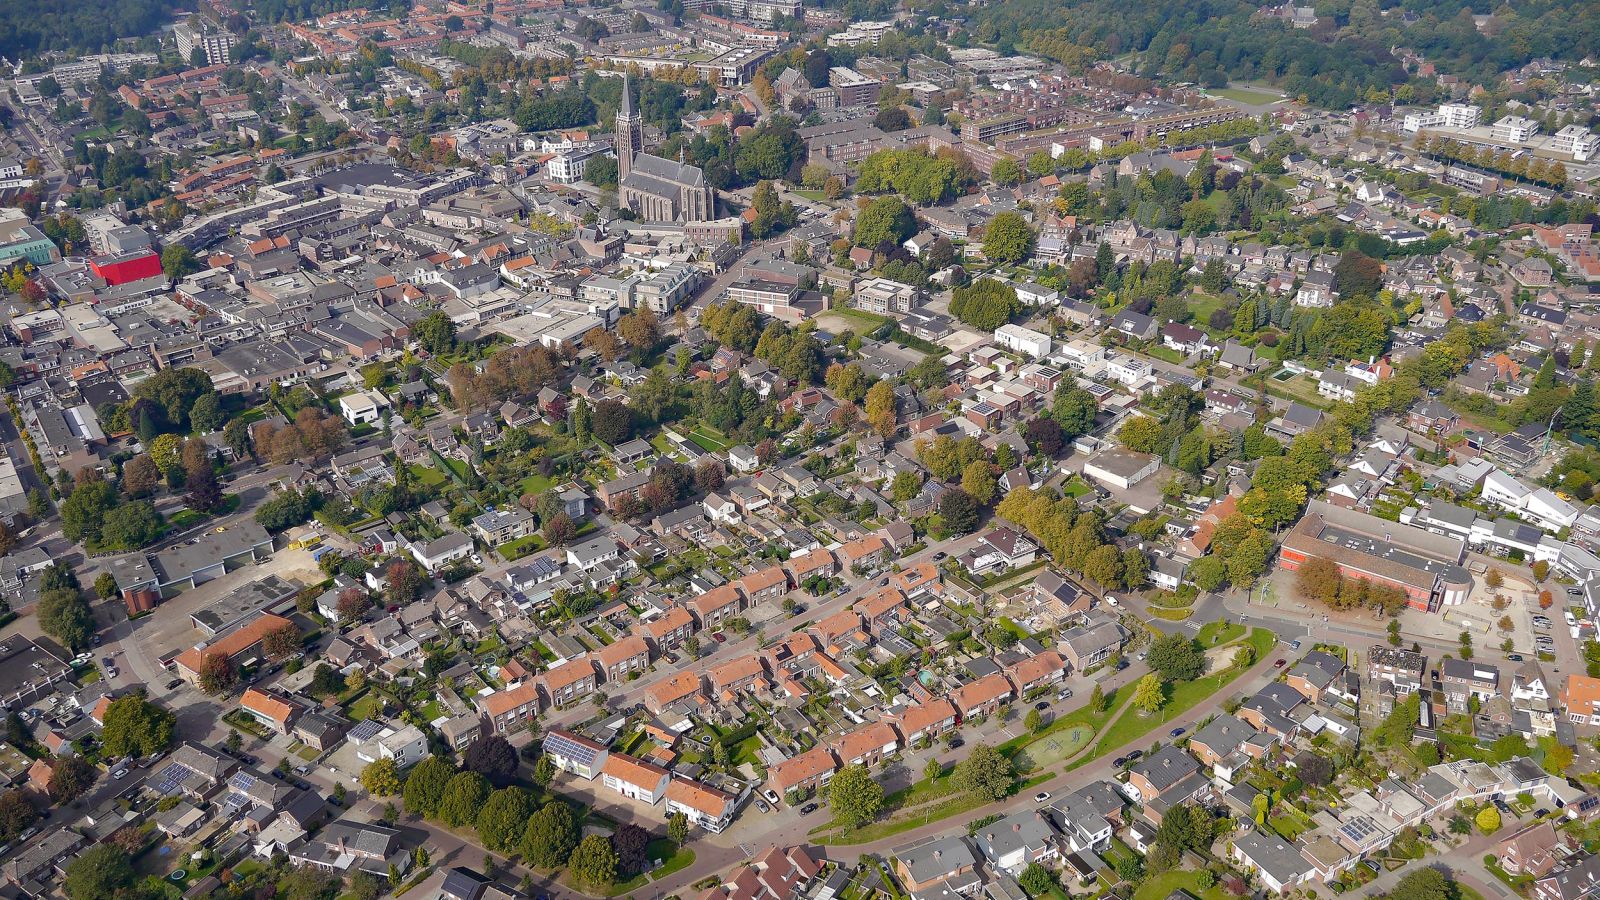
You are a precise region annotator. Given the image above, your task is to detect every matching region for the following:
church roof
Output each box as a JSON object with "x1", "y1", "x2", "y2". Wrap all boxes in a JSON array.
[
  {"x1": 626, "y1": 152, "x2": 707, "y2": 190},
  {"x1": 620, "y1": 72, "x2": 637, "y2": 119}
]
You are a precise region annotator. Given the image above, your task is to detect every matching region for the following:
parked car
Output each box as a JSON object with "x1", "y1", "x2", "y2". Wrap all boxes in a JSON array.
[
  {"x1": 932, "y1": 552, "x2": 947, "y2": 561},
  {"x1": 1034, "y1": 701, "x2": 1050, "y2": 710},
  {"x1": 1273, "y1": 659, "x2": 1287, "y2": 668},
  {"x1": 1112, "y1": 756, "x2": 1127, "y2": 768},
  {"x1": 1034, "y1": 792, "x2": 1051, "y2": 803},
  {"x1": 1290, "y1": 639, "x2": 1302, "y2": 650},
  {"x1": 1057, "y1": 688, "x2": 1073, "y2": 700},
  {"x1": 1508, "y1": 654, "x2": 1524, "y2": 662},
  {"x1": 1169, "y1": 727, "x2": 1186, "y2": 738},
  {"x1": 755, "y1": 800, "x2": 770, "y2": 813},
  {"x1": 164, "y1": 679, "x2": 183, "y2": 691},
  {"x1": 1105, "y1": 596, "x2": 1120, "y2": 607},
  {"x1": 947, "y1": 736, "x2": 963, "y2": 749},
  {"x1": 799, "y1": 803, "x2": 818, "y2": 815}
]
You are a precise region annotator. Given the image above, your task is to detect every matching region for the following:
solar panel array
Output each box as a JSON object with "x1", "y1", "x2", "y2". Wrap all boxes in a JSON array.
[
  {"x1": 153, "y1": 762, "x2": 190, "y2": 795},
  {"x1": 543, "y1": 731, "x2": 598, "y2": 765},
  {"x1": 348, "y1": 719, "x2": 386, "y2": 742}
]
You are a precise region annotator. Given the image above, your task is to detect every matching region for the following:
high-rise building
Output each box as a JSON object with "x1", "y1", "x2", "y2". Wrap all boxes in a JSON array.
[{"x1": 174, "y1": 23, "x2": 237, "y2": 67}]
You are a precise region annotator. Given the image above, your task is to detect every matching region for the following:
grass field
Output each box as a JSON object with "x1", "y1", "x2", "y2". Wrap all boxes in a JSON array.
[
  {"x1": 409, "y1": 464, "x2": 448, "y2": 487},
  {"x1": 1061, "y1": 476, "x2": 1093, "y2": 498},
  {"x1": 1210, "y1": 86, "x2": 1282, "y2": 105},
  {"x1": 821, "y1": 307, "x2": 893, "y2": 332},
  {"x1": 1263, "y1": 372, "x2": 1332, "y2": 409},
  {"x1": 687, "y1": 427, "x2": 732, "y2": 452},
  {"x1": 1000, "y1": 686, "x2": 1123, "y2": 772},
  {"x1": 1133, "y1": 870, "x2": 1231, "y2": 900},
  {"x1": 1187, "y1": 292, "x2": 1231, "y2": 331},
  {"x1": 1197, "y1": 620, "x2": 1245, "y2": 646},
  {"x1": 517, "y1": 473, "x2": 556, "y2": 497}
]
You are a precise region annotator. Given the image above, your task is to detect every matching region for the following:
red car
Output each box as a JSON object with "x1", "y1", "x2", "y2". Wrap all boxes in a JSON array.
[
  {"x1": 1273, "y1": 658, "x2": 1287, "y2": 668},
  {"x1": 712, "y1": 632, "x2": 726, "y2": 643}
]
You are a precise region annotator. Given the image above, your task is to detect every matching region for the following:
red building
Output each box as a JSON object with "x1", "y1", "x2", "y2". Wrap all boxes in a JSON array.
[{"x1": 90, "y1": 250, "x2": 163, "y2": 286}]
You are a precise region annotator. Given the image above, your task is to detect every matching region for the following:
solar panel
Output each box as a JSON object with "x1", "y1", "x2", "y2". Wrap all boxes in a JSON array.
[
  {"x1": 154, "y1": 762, "x2": 190, "y2": 795},
  {"x1": 349, "y1": 719, "x2": 385, "y2": 742},
  {"x1": 543, "y1": 732, "x2": 597, "y2": 765},
  {"x1": 228, "y1": 771, "x2": 256, "y2": 792}
]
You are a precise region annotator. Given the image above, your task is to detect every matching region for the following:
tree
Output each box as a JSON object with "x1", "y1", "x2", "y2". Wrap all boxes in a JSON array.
[
  {"x1": 611, "y1": 822, "x2": 652, "y2": 878},
  {"x1": 121, "y1": 454, "x2": 157, "y2": 497},
  {"x1": 100, "y1": 694, "x2": 176, "y2": 759},
  {"x1": 262, "y1": 621, "x2": 302, "y2": 662},
  {"x1": 63, "y1": 845, "x2": 134, "y2": 900},
  {"x1": 962, "y1": 460, "x2": 997, "y2": 505},
  {"x1": 1133, "y1": 674, "x2": 1166, "y2": 713},
  {"x1": 949, "y1": 279, "x2": 1019, "y2": 330},
  {"x1": 1023, "y1": 416, "x2": 1065, "y2": 457},
  {"x1": 982, "y1": 211, "x2": 1034, "y2": 265},
  {"x1": 1024, "y1": 708, "x2": 1043, "y2": 732},
  {"x1": 532, "y1": 755, "x2": 556, "y2": 786},
  {"x1": 952, "y1": 744, "x2": 1013, "y2": 800},
  {"x1": 1297, "y1": 754, "x2": 1334, "y2": 787},
  {"x1": 0, "y1": 790, "x2": 37, "y2": 843},
  {"x1": 387, "y1": 559, "x2": 427, "y2": 605},
  {"x1": 1296, "y1": 556, "x2": 1344, "y2": 607},
  {"x1": 361, "y1": 759, "x2": 403, "y2": 797},
  {"x1": 828, "y1": 764, "x2": 884, "y2": 829},
  {"x1": 1019, "y1": 864, "x2": 1055, "y2": 896},
  {"x1": 522, "y1": 801, "x2": 580, "y2": 869},
  {"x1": 196, "y1": 651, "x2": 236, "y2": 694},
  {"x1": 1146, "y1": 634, "x2": 1205, "y2": 681},
  {"x1": 990, "y1": 158, "x2": 1023, "y2": 186},
  {"x1": 1486, "y1": 569, "x2": 1504, "y2": 589},
  {"x1": 939, "y1": 488, "x2": 980, "y2": 534},
  {"x1": 591, "y1": 399, "x2": 634, "y2": 444},
  {"x1": 413, "y1": 312, "x2": 457, "y2": 356},
  {"x1": 403, "y1": 756, "x2": 456, "y2": 819},
  {"x1": 864, "y1": 379, "x2": 897, "y2": 438},
  {"x1": 668, "y1": 811, "x2": 689, "y2": 848},
  {"x1": 1333, "y1": 250, "x2": 1382, "y2": 299},
  {"x1": 463, "y1": 735, "x2": 518, "y2": 786},
  {"x1": 1389, "y1": 869, "x2": 1450, "y2": 900},
  {"x1": 476, "y1": 786, "x2": 538, "y2": 851},
  {"x1": 37, "y1": 588, "x2": 93, "y2": 650},
  {"x1": 49, "y1": 755, "x2": 96, "y2": 803},
  {"x1": 161, "y1": 244, "x2": 198, "y2": 280},
  {"x1": 1475, "y1": 805, "x2": 1502, "y2": 833},
  {"x1": 853, "y1": 197, "x2": 916, "y2": 248},
  {"x1": 568, "y1": 834, "x2": 620, "y2": 889},
  {"x1": 1082, "y1": 545, "x2": 1124, "y2": 588},
  {"x1": 1089, "y1": 683, "x2": 1106, "y2": 713},
  {"x1": 437, "y1": 771, "x2": 491, "y2": 827}
]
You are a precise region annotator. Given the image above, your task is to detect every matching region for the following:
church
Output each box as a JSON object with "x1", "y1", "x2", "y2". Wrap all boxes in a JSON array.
[{"x1": 615, "y1": 73, "x2": 717, "y2": 224}]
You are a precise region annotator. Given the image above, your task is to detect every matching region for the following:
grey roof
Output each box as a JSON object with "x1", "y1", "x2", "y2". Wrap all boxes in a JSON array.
[
  {"x1": 1130, "y1": 745, "x2": 1199, "y2": 792},
  {"x1": 974, "y1": 810, "x2": 1057, "y2": 863},
  {"x1": 1234, "y1": 826, "x2": 1313, "y2": 885},
  {"x1": 897, "y1": 834, "x2": 977, "y2": 885},
  {"x1": 1191, "y1": 713, "x2": 1259, "y2": 755}
]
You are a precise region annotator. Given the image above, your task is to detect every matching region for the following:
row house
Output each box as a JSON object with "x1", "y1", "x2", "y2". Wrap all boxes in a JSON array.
[
  {"x1": 480, "y1": 682, "x2": 541, "y2": 733},
  {"x1": 664, "y1": 776, "x2": 739, "y2": 834},
  {"x1": 708, "y1": 655, "x2": 769, "y2": 697},
  {"x1": 764, "y1": 745, "x2": 839, "y2": 802},
  {"x1": 595, "y1": 635, "x2": 651, "y2": 683},
  {"x1": 893, "y1": 698, "x2": 959, "y2": 745},
  {"x1": 738, "y1": 565, "x2": 790, "y2": 606},
  {"x1": 541, "y1": 656, "x2": 599, "y2": 708},
  {"x1": 638, "y1": 606, "x2": 696, "y2": 652},
  {"x1": 950, "y1": 672, "x2": 1014, "y2": 721},
  {"x1": 1005, "y1": 650, "x2": 1068, "y2": 695},
  {"x1": 691, "y1": 583, "x2": 747, "y2": 630},
  {"x1": 543, "y1": 729, "x2": 610, "y2": 780},
  {"x1": 600, "y1": 752, "x2": 671, "y2": 804},
  {"x1": 645, "y1": 671, "x2": 705, "y2": 714}
]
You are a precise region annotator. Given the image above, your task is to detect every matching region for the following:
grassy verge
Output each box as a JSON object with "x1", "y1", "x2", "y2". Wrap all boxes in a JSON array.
[
  {"x1": 1132, "y1": 869, "x2": 1231, "y2": 900},
  {"x1": 1150, "y1": 607, "x2": 1193, "y2": 620},
  {"x1": 999, "y1": 686, "x2": 1122, "y2": 772},
  {"x1": 813, "y1": 773, "x2": 1053, "y2": 845}
]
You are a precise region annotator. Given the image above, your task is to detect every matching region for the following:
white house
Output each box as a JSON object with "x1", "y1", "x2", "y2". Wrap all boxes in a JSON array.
[
  {"x1": 994, "y1": 323, "x2": 1052, "y2": 359},
  {"x1": 354, "y1": 723, "x2": 428, "y2": 769},
  {"x1": 542, "y1": 729, "x2": 610, "y2": 780},
  {"x1": 600, "y1": 753, "x2": 670, "y2": 805},
  {"x1": 664, "y1": 777, "x2": 738, "y2": 834},
  {"x1": 1083, "y1": 447, "x2": 1159, "y2": 490},
  {"x1": 727, "y1": 445, "x2": 760, "y2": 474},
  {"x1": 703, "y1": 493, "x2": 740, "y2": 525},
  {"x1": 339, "y1": 391, "x2": 387, "y2": 426},
  {"x1": 1103, "y1": 354, "x2": 1153, "y2": 389},
  {"x1": 1481, "y1": 469, "x2": 1532, "y2": 509},
  {"x1": 408, "y1": 532, "x2": 474, "y2": 572},
  {"x1": 1013, "y1": 282, "x2": 1060, "y2": 307}
]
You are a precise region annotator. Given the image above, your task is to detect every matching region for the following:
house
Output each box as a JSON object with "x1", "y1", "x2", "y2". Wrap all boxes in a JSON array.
[
  {"x1": 645, "y1": 671, "x2": 704, "y2": 714},
  {"x1": 894, "y1": 834, "x2": 981, "y2": 895},
  {"x1": 664, "y1": 776, "x2": 738, "y2": 834},
  {"x1": 959, "y1": 527, "x2": 1038, "y2": 576},
  {"x1": 1232, "y1": 826, "x2": 1314, "y2": 893},
  {"x1": 691, "y1": 584, "x2": 746, "y2": 630},
  {"x1": 1188, "y1": 713, "x2": 1262, "y2": 767},
  {"x1": 471, "y1": 508, "x2": 535, "y2": 545},
  {"x1": 766, "y1": 745, "x2": 839, "y2": 802},
  {"x1": 1060, "y1": 621, "x2": 1123, "y2": 672},
  {"x1": 1161, "y1": 322, "x2": 1212, "y2": 355},
  {"x1": 408, "y1": 532, "x2": 474, "y2": 573},
  {"x1": 1083, "y1": 448, "x2": 1159, "y2": 490},
  {"x1": 541, "y1": 656, "x2": 599, "y2": 707},
  {"x1": 594, "y1": 635, "x2": 650, "y2": 683},
  {"x1": 1286, "y1": 651, "x2": 1349, "y2": 704},
  {"x1": 288, "y1": 819, "x2": 409, "y2": 878},
  {"x1": 480, "y1": 682, "x2": 541, "y2": 733},
  {"x1": 1441, "y1": 659, "x2": 1501, "y2": 713},
  {"x1": 239, "y1": 688, "x2": 301, "y2": 736},
  {"x1": 893, "y1": 698, "x2": 958, "y2": 744},
  {"x1": 600, "y1": 752, "x2": 670, "y2": 804},
  {"x1": 1124, "y1": 745, "x2": 1201, "y2": 804},
  {"x1": 1501, "y1": 821, "x2": 1565, "y2": 877},
  {"x1": 1005, "y1": 650, "x2": 1068, "y2": 694},
  {"x1": 708, "y1": 655, "x2": 768, "y2": 695},
  {"x1": 1562, "y1": 674, "x2": 1600, "y2": 724},
  {"x1": 352, "y1": 723, "x2": 428, "y2": 769},
  {"x1": 836, "y1": 722, "x2": 901, "y2": 768},
  {"x1": 951, "y1": 672, "x2": 1013, "y2": 720},
  {"x1": 638, "y1": 606, "x2": 697, "y2": 652},
  {"x1": 973, "y1": 810, "x2": 1060, "y2": 875}
]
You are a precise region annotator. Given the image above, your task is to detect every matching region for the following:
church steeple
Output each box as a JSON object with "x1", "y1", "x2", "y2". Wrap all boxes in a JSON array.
[{"x1": 616, "y1": 72, "x2": 642, "y2": 184}]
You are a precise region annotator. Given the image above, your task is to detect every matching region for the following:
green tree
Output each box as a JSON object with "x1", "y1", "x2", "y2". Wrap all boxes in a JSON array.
[
  {"x1": 100, "y1": 694, "x2": 176, "y2": 759},
  {"x1": 438, "y1": 771, "x2": 491, "y2": 827},
  {"x1": 63, "y1": 845, "x2": 134, "y2": 900},
  {"x1": 567, "y1": 834, "x2": 620, "y2": 889},
  {"x1": 476, "y1": 786, "x2": 539, "y2": 851},
  {"x1": 1019, "y1": 863, "x2": 1056, "y2": 896},
  {"x1": 853, "y1": 196, "x2": 916, "y2": 248},
  {"x1": 991, "y1": 157, "x2": 1023, "y2": 186},
  {"x1": 939, "y1": 488, "x2": 980, "y2": 534},
  {"x1": 160, "y1": 244, "x2": 198, "y2": 280},
  {"x1": 1024, "y1": 708, "x2": 1043, "y2": 732},
  {"x1": 828, "y1": 764, "x2": 884, "y2": 829},
  {"x1": 360, "y1": 759, "x2": 402, "y2": 797},
  {"x1": 1146, "y1": 633, "x2": 1205, "y2": 681},
  {"x1": 952, "y1": 744, "x2": 1013, "y2": 800},
  {"x1": 521, "y1": 801, "x2": 581, "y2": 868},
  {"x1": 961, "y1": 460, "x2": 997, "y2": 505},
  {"x1": 668, "y1": 811, "x2": 689, "y2": 847},
  {"x1": 1133, "y1": 674, "x2": 1166, "y2": 713},
  {"x1": 403, "y1": 756, "x2": 456, "y2": 819},
  {"x1": 982, "y1": 211, "x2": 1034, "y2": 265}
]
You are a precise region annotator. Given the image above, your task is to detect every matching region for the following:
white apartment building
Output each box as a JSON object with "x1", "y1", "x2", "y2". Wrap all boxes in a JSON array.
[
  {"x1": 1492, "y1": 116, "x2": 1541, "y2": 143},
  {"x1": 1550, "y1": 125, "x2": 1600, "y2": 161},
  {"x1": 1402, "y1": 103, "x2": 1481, "y2": 132}
]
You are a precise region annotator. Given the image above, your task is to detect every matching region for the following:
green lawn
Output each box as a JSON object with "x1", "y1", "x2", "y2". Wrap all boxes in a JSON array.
[
  {"x1": 1188, "y1": 292, "x2": 1230, "y2": 331},
  {"x1": 1209, "y1": 86, "x2": 1282, "y2": 105},
  {"x1": 409, "y1": 464, "x2": 448, "y2": 487},
  {"x1": 441, "y1": 458, "x2": 472, "y2": 481},
  {"x1": 1268, "y1": 805, "x2": 1316, "y2": 841},
  {"x1": 1262, "y1": 373, "x2": 1332, "y2": 410},
  {"x1": 1146, "y1": 345, "x2": 1185, "y2": 364},
  {"x1": 1002, "y1": 686, "x2": 1123, "y2": 772},
  {"x1": 823, "y1": 307, "x2": 893, "y2": 331},
  {"x1": 1133, "y1": 869, "x2": 1231, "y2": 900},
  {"x1": 345, "y1": 692, "x2": 384, "y2": 721},
  {"x1": 687, "y1": 428, "x2": 731, "y2": 452},
  {"x1": 1197, "y1": 620, "x2": 1245, "y2": 647},
  {"x1": 499, "y1": 534, "x2": 546, "y2": 560},
  {"x1": 1061, "y1": 476, "x2": 1092, "y2": 498},
  {"x1": 517, "y1": 473, "x2": 556, "y2": 497},
  {"x1": 793, "y1": 189, "x2": 828, "y2": 201}
]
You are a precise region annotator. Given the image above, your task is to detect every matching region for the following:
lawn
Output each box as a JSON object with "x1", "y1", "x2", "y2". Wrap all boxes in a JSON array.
[
  {"x1": 418, "y1": 701, "x2": 446, "y2": 723},
  {"x1": 812, "y1": 773, "x2": 1053, "y2": 845},
  {"x1": 687, "y1": 428, "x2": 731, "y2": 452},
  {"x1": 793, "y1": 189, "x2": 828, "y2": 201},
  {"x1": 1132, "y1": 869, "x2": 1231, "y2": 900},
  {"x1": 1197, "y1": 620, "x2": 1245, "y2": 647},
  {"x1": 1262, "y1": 373, "x2": 1332, "y2": 410},
  {"x1": 344, "y1": 691, "x2": 384, "y2": 721},
  {"x1": 498, "y1": 534, "x2": 546, "y2": 560},
  {"x1": 570, "y1": 841, "x2": 693, "y2": 896},
  {"x1": 1268, "y1": 805, "x2": 1316, "y2": 841},
  {"x1": 1146, "y1": 345, "x2": 1185, "y2": 364},
  {"x1": 1002, "y1": 687, "x2": 1123, "y2": 772},
  {"x1": 822, "y1": 307, "x2": 893, "y2": 332},
  {"x1": 1061, "y1": 476, "x2": 1093, "y2": 498},
  {"x1": 1209, "y1": 86, "x2": 1282, "y2": 105},
  {"x1": 409, "y1": 464, "x2": 448, "y2": 487},
  {"x1": 1187, "y1": 292, "x2": 1230, "y2": 331},
  {"x1": 441, "y1": 458, "x2": 473, "y2": 481},
  {"x1": 517, "y1": 473, "x2": 556, "y2": 497}
]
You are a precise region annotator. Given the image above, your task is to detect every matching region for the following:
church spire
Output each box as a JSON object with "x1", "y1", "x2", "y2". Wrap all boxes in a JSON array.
[{"x1": 616, "y1": 71, "x2": 641, "y2": 185}]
